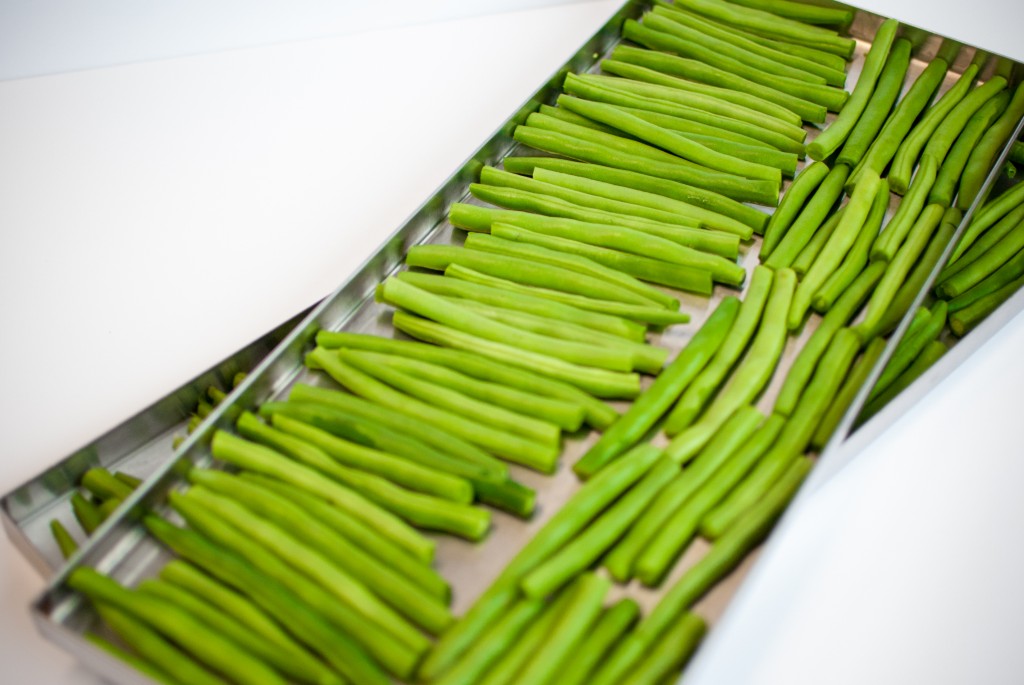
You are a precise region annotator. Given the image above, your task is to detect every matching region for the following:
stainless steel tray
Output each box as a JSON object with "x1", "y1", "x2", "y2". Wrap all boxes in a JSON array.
[{"x1": 14, "y1": 1, "x2": 1024, "y2": 683}]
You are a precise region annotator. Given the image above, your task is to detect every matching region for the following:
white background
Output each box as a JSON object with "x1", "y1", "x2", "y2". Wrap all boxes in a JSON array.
[{"x1": 1, "y1": 1, "x2": 1022, "y2": 683}]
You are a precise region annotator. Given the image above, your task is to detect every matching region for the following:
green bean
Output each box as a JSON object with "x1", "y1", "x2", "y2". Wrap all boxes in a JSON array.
[
  {"x1": 559, "y1": 599, "x2": 641, "y2": 685},
  {"x1": 487, "y1": 223, "x2": 714, "y2": 295},
  {"x1": 602, "y1": 52, "x2": 826, "y2": 124},
  {"x1": 393, "y1": 263, "x2": 640, "y2": 342},
  {"x1": 621, "y1": 19, "x2": 833, "y2": 127},
  {"x1": 633, "y1": 407, "x2": 764, "y2": 586},
  {"x1": 939, "y1": 201, "x2": 1024, "y2": 285},
  {"x1": 499, "y1": 157, "x2": 769, "y2": 230},
  {"x1": 593, "y1": 456, "x2": 812, "y2": 685},
  {"x1": 873, "y1": 208, "x2": 959, "y2": 335},
  {"x1": 408, "y1": 242, "x2": 664, "y2": 309},
  {"x1": 472, "y1": 174, "x2": 744, "y2": 255},
  {"x1": 812, "y1": 177, "x2": 890, "y2": 313},
  {"x1": 872, "y1": 156, "x2": 938, "y2": 262},
  {"x1": 836, "y1": 39, "x2": 912, "y2": 168},
  {"x1": 70, "y1": 567, "x2": 286, "y2": 685},
  {"x1": 137, "y1": 578, "x2": 333, "y2": 685},
  {"x1": 268, "y1": 411, "x2": 472, "y2": 503},
  {"x1": 50, "y1": 519, "x2": 77, "y2": 559},
  {"x1": 811, "y1": 336, "x2": 887, "y2": 451},
  {"x1": 340, "y1": 347, "x2": 561, "y2": 443},
  {"x1": 560, "y1": 73, "x2": 809, "y2": 155},
  {"x1": 685, "y1": 414, "x2": 785, "y2": 540},
  {"x1": 566, "y1": 71, "x2": 806, "y2": 145},
  {"x1": 728, "y1": 0, "x2": 852, "y2": 26},
  {"x1": 144, "y1": 516, "x2": 394, "y2": 684},
  {"x1": 188, "y1": 469, "x2": 452, "y2": 635},
  {"x1": 922, "y1": 79, "x2": 1009, "y2": 197},
  {"x1": 211, "y1": 430, "x2": 432, "y2": 563},
  {"x1": 348, "y1": 343, "x2": 583, "y2": 430},
  {"x1": 81, "y1": 467, "x2": 134, "y2": 502},
  {"x1": 314, "y1": 330, "x2": 616, "y2": 429},
  {"x1": 762, "y1": 161, "x2": 829, "y2": 257},
  {"x1": 958, "y1": 82, "x2": 1024, "y2": 210},
  {"x1": 574, "y1": 297, "x2": 740, "y2": 479},
  {"x1": 444, "y1": 265, "x2": 691, "y2": 327},
  {"x1": 242, "y1": 473, "x2": 450, "y2": 599},
  {"x1": 869, "y1": 301, "x2": 948, "y2": 400},
  {"x1": 539, "y1": 103, "x2": 783, "y2": 202},
  {"x1": 433, "y1": 598, "x2": 545, "y2": 685},
  {"x1": 670, "y1": 0, "x2": 856, "y2": 58},
  {"x1": 792, "y1": 204, "x2": 842, "y2": 276},
  {"x1": 237, "y1": 410, "x2": 491, "y2": 540},
  {"x1": 949, "y1": 271, "x2": 1024, "y2": 336},
  {"x1": 764, "y1": 163, "x2": 849, "y2": 270},
  {"x1": 665, "y1": 266, "x2": 774, "y2": 433},
  {"x1": 949, "y1": 182, "x2": 1024, "y2": 263},
  {"x1": 307, "y1": 346, "x2": 559, "y2": 473},
  {"x1": 887, "y1": 64, "x2": 980, "y2": 194},
  {"x1": 937, "y1": 211, "x2": 1024, "y2": 296},
  {"x1": 774, "y1": 260, "x2": 886, "y2": 415},
  {"x1": 91, "y1": 602, "x2": 227, "y2": 685},
  {"x1": 274, "y1": 383, "x2": 507, "y2": 480},
  {"x1": 85, "y1": 620, "x2": 185, "y2": 685},
  {"x1": 652, "y1": 0, "x2": 848, "y2": 79},
  {"x1": 597, "y1": 54, "x2": 805, "y2": 125},
  {"x1": 159, "y1": 559, "x2": 346, "y2": 681},
  {"x1": 861, "y1": 339, "x2": 949, "y2": 420},
  {"x1": 790, "y1": 170, "x2": 884, "y2": 330},
  {"x1": 463, "y1": 230, "x2": 678, "y2": 310},
  {"x1": 947, "y1": 244, "x2": 1024, "y2": 313},
  {"x1": 517, "y1": 573, "x2": 611, "y2": 685},
  {"x1": 514, "y1": 111, "x2": 789, "y2": 195},
  {"x1": 70, "y1": 492, "x2": 103, "y2": 535},
  {"x1": 418, "y1": 444, "x2": 663, "y2": 680},
  {"x1": 807, "y1": 18, "x2": 899, "y2": 162},
  {"x1": 478, "y1": 589, "x2": 575, "y2": 685},
  {"x1": 625, "y1": 612, "x2": 706, "y2": 685},
  {"x1": 710, "y1": 329, "x2": 858, "y2": 533},
  {"x1": 632, "y1": 12, "x2": 831, "y2": 99},
  {"x1": 531, "y1": 163, "x2": 755, "y2": 238},
  {"x1": 113, "y1": 471, "x2": 143, "y2": 490},
  {"x1": 180, "y1": 486, "x2": 430, "y2": 651},
  {"x1": 525, "y1": 457, "x2": 678, "y2": 597},
  {"x1": 664, "y1": 269, "x2": 795, "y2": 463},
  {"x1": 933, "y1": 92, "x2": 1011, "y2": 205}
]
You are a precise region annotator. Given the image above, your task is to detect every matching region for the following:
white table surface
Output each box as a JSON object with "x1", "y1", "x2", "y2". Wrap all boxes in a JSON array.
[{"x1": 1, "y1": 1, "x2": 1022, "y2": 683}]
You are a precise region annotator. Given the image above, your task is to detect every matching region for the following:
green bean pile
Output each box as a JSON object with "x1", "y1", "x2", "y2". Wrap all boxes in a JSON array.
[{"x1": 63, "y1": 2, "x2": 1024, "y2": 685}]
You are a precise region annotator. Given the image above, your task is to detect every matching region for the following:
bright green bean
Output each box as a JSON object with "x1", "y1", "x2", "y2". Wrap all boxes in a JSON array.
[
  {"x1": 478, "y1": 589, "x2": 574, "y2": 685},
  {"x1": 211, "y1": 430, "x2": 433, "y2": 563},
  {"x1": 836, "y1": 39, "x2": 912, "y2": 168},
  {"x1": 516, "y1": 573, "x2": 611, "y2": 685},
  {"x1": 314, "y1": 329, "x2": 617, "y2": 430},
  {"x1": 949, "y1": 181, "x2": 1024, "y2": 263},
  {"x1": 144, "y1": 517, "x2": 394, "y2": 684},
  {"x1": 861, "y1": 339, "x2": 949, "y2": 420},
  {"x1": 624, "y1": 612, "x2": 706, "y2": 685},
  {"x1": 774, "y1": 260, "x2": 886, "y2": 416},
  {"x1": 559, "y1": 600, "x2": 641, "y2": 685},
  {"x1": 789, "y1": 170, "x2": 884, "y2": 330},
  {"x1": 887, "y1": 64, "x2": 980, "y2": 194},
  {"x1": 726, "y1": 0, "x2": 853, "y2": 26},
  {"x1": 949, "y1": 272, "x2": 1024, "y2": 336},
  {"x1": 869, "y1": 301, "x2": 948, "y2": 400},
  {"x1": 872, "y1": 156, "x2": 938, "y2": 261},
  {"x1": 811, "y1": 336, "x2": 887, "y2": 450},
  {"x1": 665, "y1": 265, "x2": 773, "y2": 433},
  {"x1": 947, "y1": 245, "x2": 1024, "y2": 313},
  {"x1": 69, "y1": 567, "x2": 286, "y2": 685},
  {"x1": 764, "y1": 163, "x2": 849, "y2": 270},
  {"x1": 634, "y1": 407, "x2": 764, "y2": 586},
  {"x1": 524, "y1": 457, "x2": 678, "y2": 597},
  {"x1": 81, "y1": 467, "x2": 134, "y2": 502},
  {"x1": 50, "y1": 519, "x2": 77, "y2": 559},
  {"x1": 812, "y1": 177, "x2": 890, "y2": 313},
  {"x1": 938, "y1": 201, "x2": 1023, "y2": 285},
  {"x1": 958, "y1": 81, "x2": 1024, "y2": 210},
  {"x1": 444, "y1": 265, "x2": 691, "y2": 327},
  {"x1": 762, "y1": 161, "x2": 829, "y2": 257},
  {"x1": 921, "y1": 76, "x2": 1008, "y2": 176},
  {"x1": 851, "y1": 57, "x2": 949, "y2": 187},
  {"x1": 499, "y1": 157, "x2": 769, "y2": 230},
  {"x1": 574, "y1": 297, "x2": 740, "y2": 479}
]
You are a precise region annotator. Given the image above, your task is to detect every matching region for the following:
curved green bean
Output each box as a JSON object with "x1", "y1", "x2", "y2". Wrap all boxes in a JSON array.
[
  {"x1": 949, "y1": 271, "x2": 1024, "y2": 336},
  {"x1": 949, "y1": 180, "x2": 1024, "y2": 263},
  {"x1": 764, "y1": 163, "x2": 849, "y2": 270},
  {"x1": 762, "y1": 161, "x2": 829, "y2": 257},
  {"x1": 931, "y1": 91, "x2": 1011, "y2": 207},
  {"x1": 957, "y1": 81, "x2": 1024, "y2": 210},
  {"x1": 872, "y1": 156, "x2": 938, "y2": 261},
  {"x1": 558, "y1": 600, "x2": 640, "y2": 685}
]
